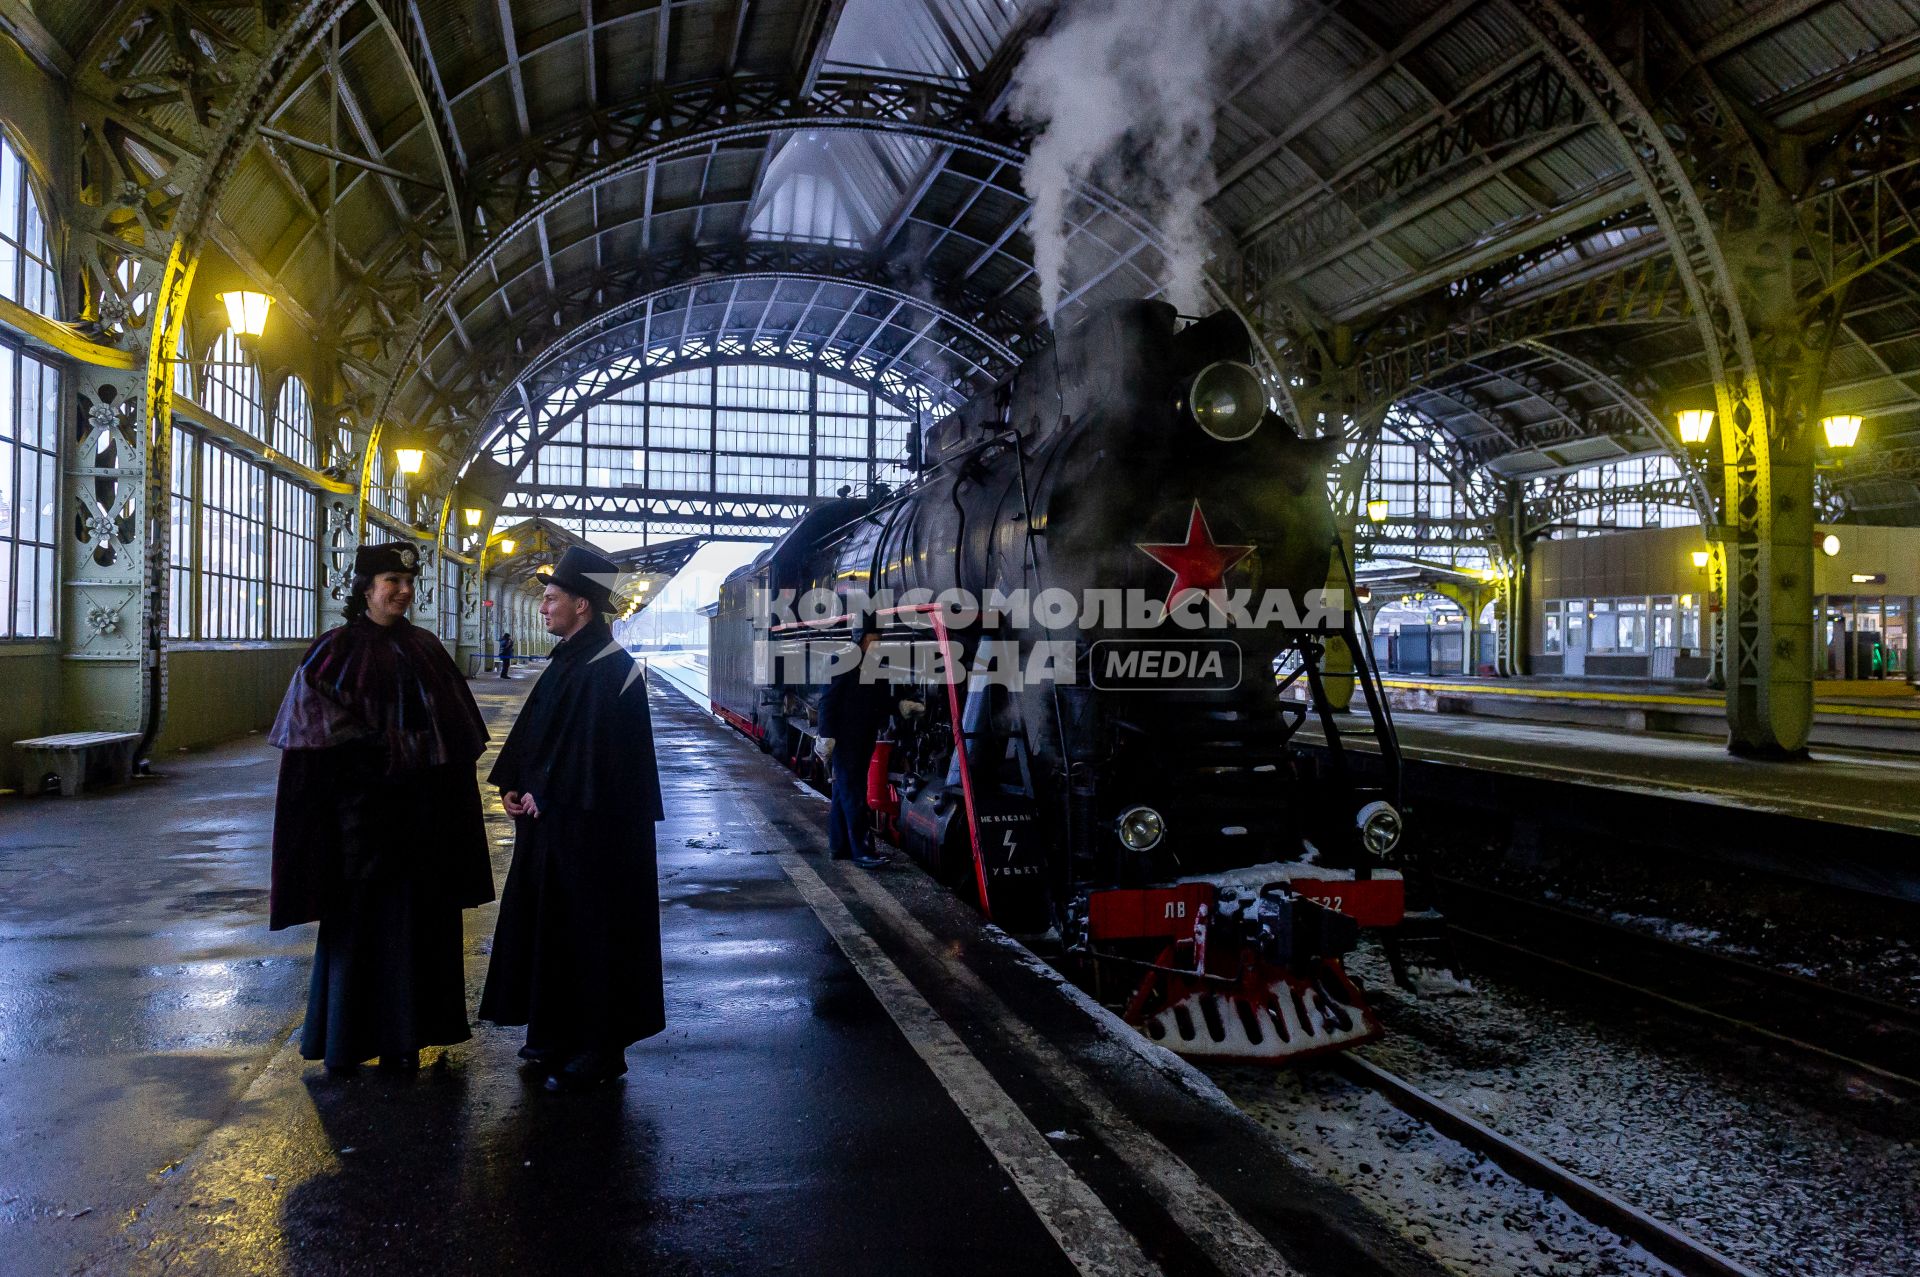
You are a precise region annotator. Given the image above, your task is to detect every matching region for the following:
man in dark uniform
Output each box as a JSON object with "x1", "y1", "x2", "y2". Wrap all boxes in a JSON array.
[
  {"x1": 479, "y1": 546, "x2": 666, "y2": 1090},
  {"x1": 818, "y1": 628, "x2": 892, "y2": 869},
  {"x1": 497, "y1": 629, "x2": 514, "y2": 678}
]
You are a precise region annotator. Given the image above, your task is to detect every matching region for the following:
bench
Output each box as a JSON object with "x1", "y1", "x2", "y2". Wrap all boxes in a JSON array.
[{"x1": 13, "y1": 731, "x2": 142, "y2": 796}]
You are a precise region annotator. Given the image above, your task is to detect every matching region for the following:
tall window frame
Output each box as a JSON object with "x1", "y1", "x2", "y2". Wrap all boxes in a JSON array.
[
  {"x1": 201, "y1": 329, "x2": 266, "y2": 440},
  {"x1": 0, "y1": 132, "x2": 57, "y2": 319},
  {"x1": 274, "y1": 375, "x2": 316, "y2": 468},
  {"x1": 0, "y1": 337, "x2": 59, "y2": 639}
]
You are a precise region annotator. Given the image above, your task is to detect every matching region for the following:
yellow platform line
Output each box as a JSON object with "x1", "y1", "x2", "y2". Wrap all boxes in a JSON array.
[{"x1": 1382, "y1": 679, "x2": 1920, "y2": 722}]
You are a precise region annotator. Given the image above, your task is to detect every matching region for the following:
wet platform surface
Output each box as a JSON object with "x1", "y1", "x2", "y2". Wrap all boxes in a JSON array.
[
  {"x1": 1368, "y1": 714, "x2": 1920, "y2": 835},
  {"x1": 3, "y1": 663, "x2": 1439, "y2": 1276},
  {"x1": 1305, "y1": 710, "x2": 1920, "y2": 902}
]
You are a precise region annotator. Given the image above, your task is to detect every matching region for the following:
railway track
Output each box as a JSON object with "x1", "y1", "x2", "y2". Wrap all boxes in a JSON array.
[
  {"x1": 1329, "y1": 1054, "x2": 1764, "y2": 1277},
  {"x1": 1428, "y1": 876, "x2": 1920, "y2": 1094}
]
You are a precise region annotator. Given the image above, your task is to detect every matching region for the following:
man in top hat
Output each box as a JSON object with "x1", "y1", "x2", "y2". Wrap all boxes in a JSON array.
[{"x1": 479, "y1": 545, "x2": 666, "y2": 1089}]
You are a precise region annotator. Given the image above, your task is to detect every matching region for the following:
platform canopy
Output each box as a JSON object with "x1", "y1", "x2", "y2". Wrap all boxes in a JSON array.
[{"x1": 12, "y1": 0, "x2": 1920, "y2": 754}]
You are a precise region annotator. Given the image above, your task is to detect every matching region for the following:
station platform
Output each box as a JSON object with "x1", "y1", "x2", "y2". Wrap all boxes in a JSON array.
[
  {"x1": 3, "y1": 668, "x2": 1444, "y2": 1276},
  {"x1": 1308, "y1": 709, "x2": 1920, "y2": 904},
  {"x1": 1378, "y1": 673, "x2": 1920, "y2": 753}
]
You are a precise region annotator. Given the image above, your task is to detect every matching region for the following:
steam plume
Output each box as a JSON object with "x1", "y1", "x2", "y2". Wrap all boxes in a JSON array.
[{"x1": 1008, "y1": 0, "x2": 1273, "y2": 320}]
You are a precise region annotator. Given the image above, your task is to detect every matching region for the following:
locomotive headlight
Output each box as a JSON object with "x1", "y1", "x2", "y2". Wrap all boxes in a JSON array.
[
  {"x1": 1116, "y1": 805, "x2": 1165, "y2": 852},
  {"x1": 1187, "y1": 361, "x2": 1266, "y2": 442},
  {"x1": 1355, "y1": 800, "x2": 1403, "y2": 856}
]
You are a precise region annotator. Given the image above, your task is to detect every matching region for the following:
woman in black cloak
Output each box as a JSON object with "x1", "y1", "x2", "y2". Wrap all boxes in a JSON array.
[{"x1": 268, "y1": 542, "x2": 494, "y2": 1073}]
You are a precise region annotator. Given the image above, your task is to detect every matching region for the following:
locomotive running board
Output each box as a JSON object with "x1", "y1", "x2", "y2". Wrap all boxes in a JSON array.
[{"x1": 1131, "y1": 960, "x2": 1382, "y2": 1065}]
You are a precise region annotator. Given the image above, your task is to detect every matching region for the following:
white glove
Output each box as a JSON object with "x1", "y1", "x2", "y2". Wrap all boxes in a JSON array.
[
  {"x1": 815, "y1": 736, "x2": 836, "y2": 763},
  {"x1": 897, "y1": 699, "x2": 927, "y2": 720}
]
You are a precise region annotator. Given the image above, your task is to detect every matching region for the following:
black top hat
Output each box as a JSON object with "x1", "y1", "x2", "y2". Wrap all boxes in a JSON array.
[
  {"x1": 537, "y1": 545, "x2": 620, "y2": 613},
  {"x1": 355, "y1": 541, "x2": 422, "y2": 576}
]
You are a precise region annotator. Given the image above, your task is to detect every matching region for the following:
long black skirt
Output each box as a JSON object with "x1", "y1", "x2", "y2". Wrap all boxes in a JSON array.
[
  {"x1": 478, "y1": 808, "x2": 665, "y2": 1055},
  {"x1": 300, "y1": 874, "x2": 472, "y2": 1068}
]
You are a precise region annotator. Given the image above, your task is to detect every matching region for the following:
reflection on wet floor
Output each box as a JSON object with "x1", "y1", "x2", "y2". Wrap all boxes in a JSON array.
[{"x1": 6, "y1": 672, "x2": 1071, "y2": 1276}]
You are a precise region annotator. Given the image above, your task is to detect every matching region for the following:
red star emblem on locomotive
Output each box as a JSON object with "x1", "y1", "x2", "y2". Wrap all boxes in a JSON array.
[{"x1": 1136, "y1": 501, "x2": 1254, "y2": 616}]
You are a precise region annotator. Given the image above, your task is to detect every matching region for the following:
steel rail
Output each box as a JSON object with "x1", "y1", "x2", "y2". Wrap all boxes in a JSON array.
[
  {"x1": 1331, "y1": 1054, "x2": 1765, "y2": 1277},
  {"x1": 1433, "y1": 877, "x2": 1920, "y2": 1093}
]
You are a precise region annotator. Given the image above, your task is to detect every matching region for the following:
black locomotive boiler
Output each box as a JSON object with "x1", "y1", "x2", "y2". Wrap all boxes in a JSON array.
[{"x1": 709, "y1": 300, "x2": 1410, "y2": 1063}]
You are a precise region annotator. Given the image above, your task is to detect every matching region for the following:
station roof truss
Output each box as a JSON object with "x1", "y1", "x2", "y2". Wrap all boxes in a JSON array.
[{"x1": 29, "y1": 0, "x2": 1920, "y2": 537}]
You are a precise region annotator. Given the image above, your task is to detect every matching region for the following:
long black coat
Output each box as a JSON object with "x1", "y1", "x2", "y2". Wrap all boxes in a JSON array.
[
  {"x1": 268, "y1": 617, "x2": 492, "y2": 930},
  {"x1": 479, "y1": 622, "x2": 666, "y2": 1052}
]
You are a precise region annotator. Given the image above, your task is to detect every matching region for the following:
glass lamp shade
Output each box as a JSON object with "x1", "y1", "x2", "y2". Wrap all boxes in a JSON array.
[
  {"x1": 1675, "y1": 409, "x2": 1715, "y2": 445},
  {"x1": 1821, "y1": 414, "x2": 1863, "y2": 448},
  {"x1": 218, "y1": 291, "x2": 274, "y2": 337}
]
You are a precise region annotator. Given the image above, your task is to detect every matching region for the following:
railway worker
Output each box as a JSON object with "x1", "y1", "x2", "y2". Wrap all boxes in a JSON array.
[
  {"x1": 497, "y1": 629, "x2": 514, "y2": 678},
  {"x1": 267, "y1": 541, "x2": 494, "y2": 1075},
  {"x1": 479, "y1": 545, "x2": 667, "y2": 1091},
  {"x1": 819, "y1": 626, "x2": 892, "y2": 869}
]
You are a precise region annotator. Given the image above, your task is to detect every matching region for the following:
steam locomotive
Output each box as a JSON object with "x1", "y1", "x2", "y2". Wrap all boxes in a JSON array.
[{"x1": 708, "y1": 300, "x2": 1411, "y2": 1063}]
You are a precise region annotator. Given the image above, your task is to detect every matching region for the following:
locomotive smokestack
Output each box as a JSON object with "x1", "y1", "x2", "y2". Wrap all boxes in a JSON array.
[{"x1": 1007, "y1": 0, "x2": 1277, "y2": 321}]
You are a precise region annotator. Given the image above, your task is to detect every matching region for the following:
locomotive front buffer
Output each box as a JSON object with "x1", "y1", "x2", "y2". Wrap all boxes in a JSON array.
[{"x1": 1076, "y1": 867, "x2": 1404, "y2": 1064}]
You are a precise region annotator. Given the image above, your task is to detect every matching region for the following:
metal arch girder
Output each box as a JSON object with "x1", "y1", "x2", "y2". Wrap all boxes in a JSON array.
[
  {"x1": 1514, "y1": 338, "x2": 1716, "y2": 524},
  {"x1": 363, "y1": 0, "x2": 467, "y2": 263},
  {"x1": 1523, "y1": 475, "x2": 1699, "y2": 535},
  {"x1": 1241, "y1": 56, "x2": 1588, "y2": 279},
  {"x1": 500, "y1": 486, "x2": 820, "y2": 530},
  {"x1": 479, "y1": 339, "x2": 948, "y2": 487},
  {"x1": 1508, "y1": 0, "x2": 1810, "y2": 755},
  {"x1": 404, "y1": 226, "x2": 1032, "y2": 415},
  {"x1": 367, "y1": 71, "x2": 1169, "y2": 436},
  {"x1": 1348, "y1": 253, "x2": 1690, "y2": 410},
  {"x1": 411, "y1": 245, "x2": 1027, "y2": 462},
  {"x1": 525, "y1": 270, "x2": 1019, "y2": 389},
  {"x1": 480, "y1": 280, "x2": 1001, "y2": 447}
]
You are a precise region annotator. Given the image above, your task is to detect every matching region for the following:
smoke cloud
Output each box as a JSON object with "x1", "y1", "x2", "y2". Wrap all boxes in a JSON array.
[{"x1": 1008, "y1": 0, "x2": 1273, "y2": 320}]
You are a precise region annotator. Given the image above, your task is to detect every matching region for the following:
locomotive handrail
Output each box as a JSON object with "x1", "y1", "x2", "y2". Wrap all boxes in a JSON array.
[
  {"x1": 1334, "y1": 533, "x2": 1405, "y2": 805},
  {"x1": 770, "y1": 603, "x2": 995, "y2": 921}
]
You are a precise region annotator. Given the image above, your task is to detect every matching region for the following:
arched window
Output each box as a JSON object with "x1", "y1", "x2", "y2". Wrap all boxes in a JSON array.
[
  {"x1": 488, "y1": 360, "x2": 922, "y2": 536},
  {"x1": 0, "y1": 132, "x2": 57, "y2": 318},
  {"x1": 273, "y1": 375, "x2": 315, "y2": 468},
  {"x1": 0, "y1": 131, "x2": 61, "y2": 637},
  {"x1": 201, "y1": 329, "x2": 265, "y2": 438}
]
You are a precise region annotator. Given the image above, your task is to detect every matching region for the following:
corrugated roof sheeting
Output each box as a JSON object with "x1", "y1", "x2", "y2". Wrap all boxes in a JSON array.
[
  {"x1": 1518, "y1": 131, "x2": 1631, "y2": 204},
  {"x1": 1296, "y1": 71, "x2": 1431, "y2": 174},
  {"x1": 1714, "y1": 0, "x2": 1920, "y2": 108},
  {"x1": 1413, "y1": 5, "x2": 1530, "y2": 84},
  {"x1": 826, "y1": 0, "x2": 1031, "y2": 78}
]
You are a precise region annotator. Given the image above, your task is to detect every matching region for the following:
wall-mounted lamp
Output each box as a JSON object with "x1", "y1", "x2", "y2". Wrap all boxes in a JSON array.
[
  {"x1": 1675, "y1": 409, "x2": 1715, "y2": 446},
  {"x1": 394, "y1": 447, "x2": 425, "y2": 475},
  {"x1": 462, "y1": 507, "x2": 483, "y2": 528},
  {"x1": 218, "y1": 290, "x2": 274, "y2": 338},
  {"x1": 1821, "y1": 533, "x2": 1841, "y2": 557},
  {"x1": 1820, "y1": 414, "x2": 1863, "y2": 449},
  {"x1": 1366, "y1": 498, "x2": 1390, "y2": 523},
  {"x1": 1691, "y1": 550, "x2": 1711, "y2": 568}
]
